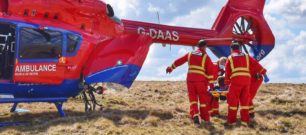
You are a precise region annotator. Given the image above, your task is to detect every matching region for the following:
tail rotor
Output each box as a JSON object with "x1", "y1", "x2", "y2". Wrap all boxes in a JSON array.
[{"x1": 232, "y1": 16, "x2": 259, "y2": 56}]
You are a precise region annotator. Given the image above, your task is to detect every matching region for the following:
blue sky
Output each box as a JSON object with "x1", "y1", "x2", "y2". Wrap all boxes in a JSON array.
[{"x1": 104, "y1": 0, "x2": 306, "y2": 83}]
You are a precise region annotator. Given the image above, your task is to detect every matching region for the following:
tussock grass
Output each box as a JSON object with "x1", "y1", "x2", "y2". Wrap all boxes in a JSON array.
[{"x1": 0, "y1": 82, "x2": 306, "y2": 134}]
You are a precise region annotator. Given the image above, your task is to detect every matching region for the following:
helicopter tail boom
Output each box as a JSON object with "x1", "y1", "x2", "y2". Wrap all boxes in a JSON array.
[
  {"x1": 122, "y1": 19, "x2": 217, "y2": 46},
  {"x1": 122, "y1": 0, "x2": 274, "y2": 60}
]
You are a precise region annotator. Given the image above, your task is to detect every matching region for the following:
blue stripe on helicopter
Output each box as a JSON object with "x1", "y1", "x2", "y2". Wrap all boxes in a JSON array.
[
  {"x1": 0, "y1": 44, "x2": 274, "y2": 98},
  {"x1": 0, "y1": 80, "x2": 81, "y2": 98}
]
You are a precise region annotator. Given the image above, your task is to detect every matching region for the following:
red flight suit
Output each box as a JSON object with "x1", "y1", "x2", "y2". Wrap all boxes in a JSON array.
[
  {"x1": 170, "y1": 48, "x2": 215, "y2": 122},
  {"x1": 210, "y1": 62, "x2": 225, "y2": 116},
  {"x1": 224, "y1": 50, "x2": 263, "y2": 125},
  {"x1": 249, "y1": 63, "x2": 267, "y2": 116}
]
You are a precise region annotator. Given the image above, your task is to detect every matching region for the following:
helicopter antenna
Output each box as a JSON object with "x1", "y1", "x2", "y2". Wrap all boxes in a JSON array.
[
  {"x1": 156, "y1": 11, "x2": 169, "y2": 50},
  {"x1": 156, "y1": 11, "x2": 160, "y2": 24}
]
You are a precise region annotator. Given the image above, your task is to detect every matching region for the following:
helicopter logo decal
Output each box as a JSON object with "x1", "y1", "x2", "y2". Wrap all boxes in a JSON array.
[
  {"x1": 137, "y1": 27, "x2": 180, "y2": 42},
  {"x1": 15, "y1": 64, "x2": 57, "y2": 76}
]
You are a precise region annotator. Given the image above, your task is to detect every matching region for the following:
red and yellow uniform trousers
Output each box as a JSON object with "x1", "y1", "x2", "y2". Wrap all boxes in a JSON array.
[
  {"x1": 187, "y1": 82, "x2": 211, "y2": 122},
  {"x1": 209, "y1": 64, "x2": 226, "y2": 116},
  {"x1": 226, "y1": 77, "x2": 250, "y2": 126},
  {"x1": 169, "y1": 48, "x2": 215, "y2": 122},
  {"x1": 249, "y1": 78, "x2": 262, "y2": 115},
  {"x1": 225, "y1": 53, "x2": 253, "y2": 125},
  {"x1": 249, "y1": 65, "x2": 267, "y2": 116},
  {"x1": 210, "y1": 96, "x2": 220, "y2": 116}
]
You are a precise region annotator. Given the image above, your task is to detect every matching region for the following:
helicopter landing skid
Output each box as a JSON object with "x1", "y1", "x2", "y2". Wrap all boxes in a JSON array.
[{"x1": 0, "y1": 97, "x2": 68, "y2": 117}]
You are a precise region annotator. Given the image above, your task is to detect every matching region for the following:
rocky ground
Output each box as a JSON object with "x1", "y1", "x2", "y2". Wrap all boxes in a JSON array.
[{"x1": 0, "y1": 81, "x2": 306, "y2": 135}]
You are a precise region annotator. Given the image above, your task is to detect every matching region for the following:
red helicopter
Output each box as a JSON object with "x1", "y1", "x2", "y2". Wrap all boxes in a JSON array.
[{"x1": 0, "y1": 0, "x2": 274, "y2": 117}]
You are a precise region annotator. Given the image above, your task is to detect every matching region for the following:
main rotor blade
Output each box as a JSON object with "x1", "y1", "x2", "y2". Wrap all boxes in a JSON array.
[
  {"x1": 241, "y1": 17, "x2": 246, "y2": 32},
  {"x1": 242, "y1": 44, "x2": 249, "y2": 54},
  {"x1": 246, "y1": 18, "x2": 253, "y2": 32},
  {"x1": 233, "y1": 31, "x2": 239, "y2": 35},
  {"x1": 235, "y1": 22, "x2": 243, "y2": 34},
  {"x1": 233, "y1": 26, "x2": 239, "y2": 34}
]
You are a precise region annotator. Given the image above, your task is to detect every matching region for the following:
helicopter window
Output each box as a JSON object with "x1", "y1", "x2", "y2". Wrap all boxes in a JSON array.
[
  {"x1": 67, "y1": 34, "x2": 80, "y2": 54},
  {"x1": 19, "y1": 27, "x2": 63, "y2": 59}
]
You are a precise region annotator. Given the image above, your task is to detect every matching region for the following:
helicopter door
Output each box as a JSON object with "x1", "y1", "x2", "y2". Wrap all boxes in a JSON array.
[
  {"x1": 13, "y1": 27, "x2": 65, "y2": 84},
  {"x1": 0, "y1": 22, "x2": 16, "y2": 80}
]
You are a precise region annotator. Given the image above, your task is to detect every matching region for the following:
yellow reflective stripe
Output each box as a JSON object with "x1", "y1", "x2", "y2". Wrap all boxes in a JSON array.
[
  {"x1": 209, "y1": 80, "x2": 215, "y2": 84},
  {"x1": 229, "y1": 55, "x2": 250, "y2": 73},
  {"x1": 229, "y1": 106, "x2": 238, "y2": 110},
  {"x1": 188, "y1": 70, "x2": 213, "y2": 79},
  {"x1": 249, "y1": 110, "x2": 255, "y2": 113},
  {"x1": 188, "y1": 54, "x2": 207, "y2": 70},
  {"x1": 229, "y1": 56, "x2": 235, "y2": 71},
  {"x1": 240, "y1": 106, "x2": 249, "y2": 109},
  {"x1": 190, "y1": 101, "x2": 198, "y2": 105},
  {"x1": 232, "y1": 67, "x2": 249, "y2": 72},
  {"x1": 201, "y1": 54, "x2": 207, "y2": 67},
  {"x1": 193, "y1": 113, "x2": 200, "y2": 118},
  {"x1": 211, "y1": 108, "x2": 219, "y2": 111},
  {"x1": 189, "y1": 65, "x2": 204, "y2": 71},
  {"x1": 189, "y1": 70, "x2": 205, "y2": 75},
  {"x1": 228, "y1": 123, "x2": 236, "y2": 126},
  {"x1": 230, "y1": 72, "x2": 251, "y2": 79},
  {"x1": 207, "y1": 75, "x2": 213, "y2": 79},
  {"x1": 249, "y1": 106, "x2": 254, "y2": 109},
  {"x1": 241, "y1": 122, "x2": 248, "y2": 126},
  {"x1": 209, "y1": 110, "x2": 213, "y2": 113},
  {"x1": 246, "y1": 54, "x2": 249, "y2": 69},
  {"x1": 187, "y1": 53, "x2": 213, "y2": 80},
  {"x1": 200, "y1": 104, "x2": 206, "y2": 108}
]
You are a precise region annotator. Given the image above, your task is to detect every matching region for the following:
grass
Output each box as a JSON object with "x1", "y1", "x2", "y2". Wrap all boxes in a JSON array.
[{"x1": 0, "y1": 82, "x2": 306, "y2": 135}]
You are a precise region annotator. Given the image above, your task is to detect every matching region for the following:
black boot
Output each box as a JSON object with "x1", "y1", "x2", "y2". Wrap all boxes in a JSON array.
[
  {"x1": 250, "y1": 113, "x2": 255, "y2": 119},
  {"x1": 204, "y1": 121, "x2": 214, "y2": 129},
  {"x1": 193, "y1": 116, "x2": 201, "y2": 126},
  {"x1": 224, "y1": 122, "x2": 235, "y2": 130}
]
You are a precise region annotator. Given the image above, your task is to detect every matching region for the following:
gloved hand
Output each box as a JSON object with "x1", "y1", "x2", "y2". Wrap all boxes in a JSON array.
[
  {"x1": 166, "y1": 67, "x2": 173, "y2": 74},
  {"x1": 264, "y1": 74, "x2": 270, "y2": 83},
  {"x1": 255, "y1": 73, "x2": 262, "y2": 80}
]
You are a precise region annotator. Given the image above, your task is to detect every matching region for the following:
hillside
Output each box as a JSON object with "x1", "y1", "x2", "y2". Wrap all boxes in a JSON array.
[{"x1": 0, "y1": 82, "x2": 306, "y2": 134}]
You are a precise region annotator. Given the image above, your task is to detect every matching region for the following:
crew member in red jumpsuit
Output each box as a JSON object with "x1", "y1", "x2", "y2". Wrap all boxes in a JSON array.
[
  {"x1": 166, "y1": 39, "x2": 216, "y2": 125},
  {"x1": 224, "y1": 41, "x2": 264, "y2": 127},
  {"x1": 249, "y1": 61, "x2": 267, "y2": 119},
  {"x1": 210, "y1": 57, "x2": 227, "y2": 117}
]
